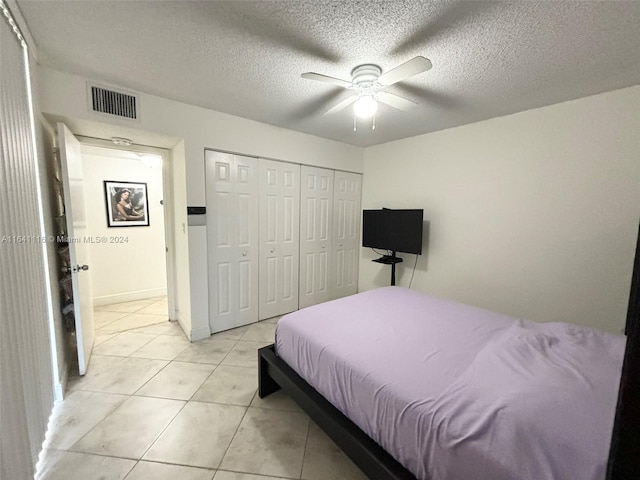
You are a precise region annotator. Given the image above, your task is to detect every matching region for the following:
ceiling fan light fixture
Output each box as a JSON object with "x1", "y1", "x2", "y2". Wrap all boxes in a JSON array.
[
  {"x1": 302, "y1": 56, "x2": 431, "y2": 125},
  {"x1": 354, "y1": 95, "x2": 378, "y2": 119}
]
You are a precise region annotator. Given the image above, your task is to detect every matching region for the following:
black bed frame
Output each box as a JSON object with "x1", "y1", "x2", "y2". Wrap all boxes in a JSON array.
[
  {"x1": 258, "y1": 344, "x2": 416, "y2": 479},
  {"x1": 259, "y1": 223, "x2": 640, "y2": 480},
  {"x1": 606, "y1": 223, "x2": 640, "y2": 479}
]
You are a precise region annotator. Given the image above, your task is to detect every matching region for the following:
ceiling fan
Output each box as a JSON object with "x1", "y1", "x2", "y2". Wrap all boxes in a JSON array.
[{"x1": 301, "y1": 56, "x2": 432, "y2": 124}]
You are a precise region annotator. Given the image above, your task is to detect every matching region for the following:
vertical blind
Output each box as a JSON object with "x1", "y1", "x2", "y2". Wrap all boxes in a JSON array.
[{"x1": 0, "y1": 1, "x2": 55, "y2": 479}]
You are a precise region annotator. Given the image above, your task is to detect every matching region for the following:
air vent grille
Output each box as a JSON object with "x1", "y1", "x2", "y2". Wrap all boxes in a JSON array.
[{"x1": 90, "y1": 85, "x2": 137, "y2": 119}]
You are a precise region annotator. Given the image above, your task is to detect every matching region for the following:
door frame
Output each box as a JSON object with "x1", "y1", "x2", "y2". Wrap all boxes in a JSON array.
[{"x1": 75, "y1": 135, "x2": 177, "y2": 320}]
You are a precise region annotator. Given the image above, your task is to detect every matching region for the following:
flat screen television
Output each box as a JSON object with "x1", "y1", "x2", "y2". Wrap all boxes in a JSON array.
[{"x1": 362, "y1": 209, "x2": 423, "y2": 255}]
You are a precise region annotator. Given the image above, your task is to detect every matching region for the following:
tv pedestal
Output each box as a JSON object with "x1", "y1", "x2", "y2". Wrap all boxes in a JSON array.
[{"x1": 372, "y1": 251, "x2": 403, "y2": 286}]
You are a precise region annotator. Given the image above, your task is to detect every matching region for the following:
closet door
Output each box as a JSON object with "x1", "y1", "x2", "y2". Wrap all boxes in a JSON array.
[
  {"x1": 332, "y1": 171, "x2": 362, "y2": 299},
  {"x1": 299, "y1": 166, "x2": 333, "y2": 309},
  {"x1": 206, "y1": 151, "x2": 259, "y2": 333},
  {"x1": 259, "y1": 160, "x2": 300, "y2": 320}
]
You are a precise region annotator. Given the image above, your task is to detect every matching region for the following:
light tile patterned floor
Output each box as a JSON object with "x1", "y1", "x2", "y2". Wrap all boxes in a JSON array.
[
  {"x1": 37, "y1": 302, "x2": 368, "y2": 480},
  {"x1": 93, "y1": 296, "x2": 169, "y2": 333}
]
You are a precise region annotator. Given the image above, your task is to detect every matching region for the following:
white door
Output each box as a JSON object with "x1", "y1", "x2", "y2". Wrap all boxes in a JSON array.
[
  {"x1": 299, "y1": 166, "x2": 333, "y2": 309},
  {"x1": 332, "y1": 171, "x2": 362, "y2": 299},
  {"x1": 259, "y1": 160, "x2": 300, "y2": 320},
  {"x1": 206, "y1": 151, "x2": 259, "y2": 333},
  {"x1": 58, "y1": 123, "x2": 95, "y2": 375}
]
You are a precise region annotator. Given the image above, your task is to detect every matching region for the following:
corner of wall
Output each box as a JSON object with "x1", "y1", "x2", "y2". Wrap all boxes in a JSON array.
[
  {"x1": 170, "y1": 140, "x2": 194, "y2": 334},
  {"x1": 189, "y1": 325, "x2": 211, "y2": 342}
]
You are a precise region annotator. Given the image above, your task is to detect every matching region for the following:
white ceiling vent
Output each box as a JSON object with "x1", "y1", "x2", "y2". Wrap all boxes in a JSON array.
[{"x1": 87, "y1": 83, "x2": 139, "y2": 121}]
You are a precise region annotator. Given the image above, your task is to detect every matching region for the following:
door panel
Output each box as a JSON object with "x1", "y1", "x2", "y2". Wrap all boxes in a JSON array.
[
  {"x1": 283, "y1": 255, "x2": 294, "y2": 300},
  {"x1": 206, "y1": 151, "x2": 259, "y2": 333},
  {"x1": 305, "y1": 198, "x2": 316, "y2": 240},
  {"x1": 304, "y1": 253, "x2": 314, "y2": 295},
  {"x1": 58, "y1": 123, "x2": 95, "y2": 375},
  {"x1": 238, "y1": 194, "x2": 251, "y2": 245},
  {"x1": 217, "y1": 263, "x2": 231, "y2": 314},
  {"x1": 299, "y1": 166, "x2": 334, "y2": 308},
  {"x1": 332, "y1": 171, "x2": 362, "y2": 299},
  {"x1": 259, "y1": 160, "x2": 300, "y2": 319},
  {"x1": 239, "y1": 260, "x2": 252, "y2": 311},
  {"x1": 319, "y1": 197, "x2": 330, "y2": 240},
  {"x1": 235, "y1": 156, "x2": 260, "y2": 327},
  {"x1": 266, "y1": 257, "x2": 277, "y2": 303}
]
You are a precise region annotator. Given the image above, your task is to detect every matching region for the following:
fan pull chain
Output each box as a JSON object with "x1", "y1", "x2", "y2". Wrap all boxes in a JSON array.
[{"x1": 353, "y1": 114, "x2": 357, "y2": 132}]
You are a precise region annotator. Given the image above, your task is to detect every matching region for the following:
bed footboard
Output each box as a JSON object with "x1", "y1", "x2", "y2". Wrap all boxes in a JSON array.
[{"x1": 257, "y1": 344, "x2": 416, "y2": 480}]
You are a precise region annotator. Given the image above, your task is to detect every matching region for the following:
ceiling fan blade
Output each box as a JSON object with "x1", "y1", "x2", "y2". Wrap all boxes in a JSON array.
[
  {"x1": 324, "y1": 95, "x2": 357, "y2": 115},
  {"x1": 376, "y1": 92, "x2": 418, "y2": 111},
  {"x1": 301, "y1": 72, "x2": 352, "y2": 89},
  {"x1": 378, "y1": 56, "x2": 432, "y2": 86},
  {"x1": 394, "y1": 84, "x2": 461, "y2": 109}
]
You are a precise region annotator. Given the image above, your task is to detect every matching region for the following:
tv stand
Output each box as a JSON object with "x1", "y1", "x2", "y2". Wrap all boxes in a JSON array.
[{"x1": 372, "y1": 251, "x2": 403, "y2": 286}]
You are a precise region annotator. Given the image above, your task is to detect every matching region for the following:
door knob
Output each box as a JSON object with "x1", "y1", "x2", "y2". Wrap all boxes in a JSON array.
[
  {"x1": 242, "y1": 251, "x2": 247, "y2": 256},
  {"x1": 321, "y1": 244, "x2": 326, "y2": 248},
  {"x1": 270, "y1": 248, "x2": 274, "y2": 253}
]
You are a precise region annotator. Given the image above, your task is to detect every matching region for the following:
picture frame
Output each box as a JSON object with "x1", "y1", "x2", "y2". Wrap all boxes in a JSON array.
[{"x1": 104, "y1": 180, "x2": 150, "y2": 227}]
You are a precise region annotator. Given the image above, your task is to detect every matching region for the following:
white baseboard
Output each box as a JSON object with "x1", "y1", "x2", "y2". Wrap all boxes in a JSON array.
[
  {"x1": 190, "y1": 325, "x2": 211, "y2": 342},
  {"x1": 172, "y1": 307, "x2": 209, "y2": 342},
  {"x1": 93, "y1": 288, "x2": 167, "y2": 306},
  {"x1": 54, "y1": 362, "x2": 68, "y2": 402}
]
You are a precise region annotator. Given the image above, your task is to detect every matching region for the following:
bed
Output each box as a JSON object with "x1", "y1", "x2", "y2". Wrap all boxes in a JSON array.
[{"x1": 258, "y1": 229, "x2": 640, "y2": 480}]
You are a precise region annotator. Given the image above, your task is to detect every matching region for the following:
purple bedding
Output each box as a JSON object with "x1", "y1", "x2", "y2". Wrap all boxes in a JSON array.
[{"x1": 275, "y1": 286, "x2": 625, "y2": 480}]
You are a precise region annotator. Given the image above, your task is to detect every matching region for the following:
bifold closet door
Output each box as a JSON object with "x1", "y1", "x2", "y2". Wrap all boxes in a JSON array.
[
  {"x1": 259, "y1": 160, "x2": 300, "y2": 320},
  {"x1": 205, "y1": 151, "x2": 259, "y2": 333},
  {"x1": 299, "y1": 166, "x2": 334, "y2": 309},
  {"x1": 332, "y1": 171, "x2": 362, "y2": 298}
]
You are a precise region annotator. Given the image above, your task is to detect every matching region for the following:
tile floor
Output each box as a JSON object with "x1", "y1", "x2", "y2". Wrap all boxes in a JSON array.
[
  {"x1": 93, "y1": 296, "x2": 170, "y2": 341},
  {"x1": 37, "y1": 298, "x2": 368, "y2": 480}
]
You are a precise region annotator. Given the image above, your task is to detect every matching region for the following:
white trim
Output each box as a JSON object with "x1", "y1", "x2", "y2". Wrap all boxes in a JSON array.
[
  {"x1": 175, "y1": 315, "x2": 191, "y2": 341},
  {"x1": 92, "y1": 287, "x2": 167, "y2": 306},
  {"x1": 53, "y1": 364, "x2": 68, "y2": 401},
  {"x1": 161, "y1": 149, "x2": 177, "y2": 321},
  {"x1": 189, "y1": 325, "x2": 211, "y2": 342}
]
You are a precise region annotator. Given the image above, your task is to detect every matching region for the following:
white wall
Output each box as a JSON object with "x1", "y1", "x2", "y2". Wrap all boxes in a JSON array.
[
  {"x1": 38, "y1": 66, "x2": 363, "y2": 339},
  {"x1": 361, "y1": 86, "x2": 640, "y2": 334},
  {"x1": 80, "y1": 147, "x2": 167, "y2": 305}
]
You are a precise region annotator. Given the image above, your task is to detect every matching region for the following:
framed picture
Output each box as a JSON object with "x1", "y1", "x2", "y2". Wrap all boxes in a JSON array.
[{"x1": 104, "y1": 181, "x2": 150, "y2": 227}]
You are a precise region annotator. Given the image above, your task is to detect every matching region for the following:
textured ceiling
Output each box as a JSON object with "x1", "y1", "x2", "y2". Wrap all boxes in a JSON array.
[{"x1": 17, "y1": 0, "x2": 640, "y2": 147}]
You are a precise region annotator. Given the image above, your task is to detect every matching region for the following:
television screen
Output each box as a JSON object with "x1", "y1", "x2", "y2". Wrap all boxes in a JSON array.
[{"x1": 362, "y1": 209, "x2": 423, "y2": 255}]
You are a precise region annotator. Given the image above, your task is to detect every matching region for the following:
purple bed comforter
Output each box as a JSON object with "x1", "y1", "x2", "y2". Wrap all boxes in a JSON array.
[{"x1": 275, "y1": 287, "x2": 625, "y2": 480}]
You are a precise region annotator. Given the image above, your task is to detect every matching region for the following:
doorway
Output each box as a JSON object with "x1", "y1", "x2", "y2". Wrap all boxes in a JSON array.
[
  {"x1": 55, "y1": 129, "x2": 179, "y2": 382},
  {"x1": 79, "y1": 142, "x2": 172, "y2": 337}
]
